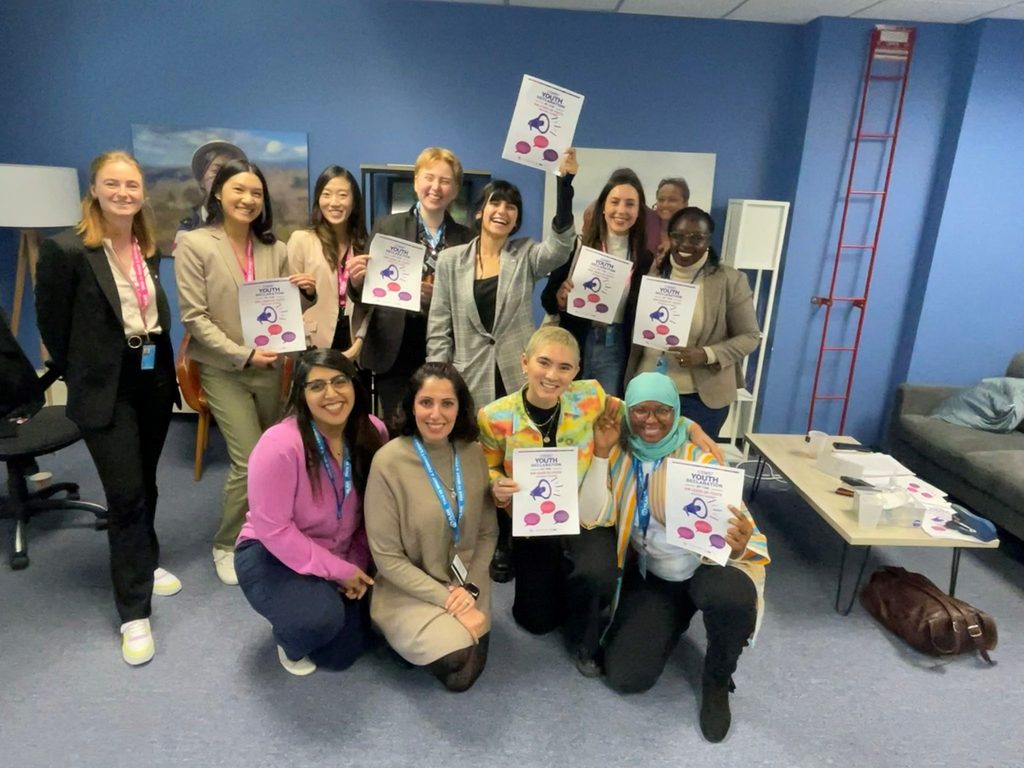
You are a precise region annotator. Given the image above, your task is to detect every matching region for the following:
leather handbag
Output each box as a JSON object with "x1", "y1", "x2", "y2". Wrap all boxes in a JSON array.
[{"x1": 859, "y1": 566, "x2": 996, "y2": 664}]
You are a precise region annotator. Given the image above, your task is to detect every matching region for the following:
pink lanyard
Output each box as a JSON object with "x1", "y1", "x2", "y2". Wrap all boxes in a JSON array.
[
  {"x1": 129, "y1": 239, "x2": 151, "y2": 316},
  {"x1": 336, "y1": 245, "x2": 352, "y2": 308},
  {"x1": 232, "y1": 237, "x2": 255, "y2": 282}
]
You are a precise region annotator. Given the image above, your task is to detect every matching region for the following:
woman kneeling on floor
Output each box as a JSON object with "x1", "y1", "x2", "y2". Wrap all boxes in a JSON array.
[
  {"x1": 365, "y1": 363, "x2": 496, "y2": 691},
  {"x1": 597, "y1": 372, "x2": 769, "y2": 742},
  {"x1": 234, "y1": 350, "x2": 385, "y2": 675}
]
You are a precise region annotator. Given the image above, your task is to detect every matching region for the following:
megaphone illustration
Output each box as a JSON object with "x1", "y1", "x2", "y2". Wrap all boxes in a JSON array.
[
  {"x1": 256, "y1": 306, "x2": 277, "y2": 324},
  {"x1": 683, "y1": 497, "x2": 710, "y2": 519},
  {"x1": 582, "y1": 277, "x2": 602, "y2": 292},
  {"x1": 380, "y1": 264, "x2": 400, "y2": 280},
  {"x1": 529, "y1": 479, "x2": 553, "y2": 500},
  {"x1": 527, "y1": 112, "x2": 551, "y2": 134},
  {"x1": 649, "y1": 306, "x2": 670, "y2": 322}
]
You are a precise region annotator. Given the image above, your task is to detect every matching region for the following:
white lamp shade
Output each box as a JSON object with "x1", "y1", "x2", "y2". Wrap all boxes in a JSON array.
[{"x1": 0, "y1": 164, "x2": 82, "y2": 228}]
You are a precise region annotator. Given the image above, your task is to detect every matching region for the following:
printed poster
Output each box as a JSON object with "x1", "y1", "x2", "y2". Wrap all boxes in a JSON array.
[
  {"x1": 566, "y1": 246, "x2": 632, "y2": 323},
  {"x1": 363, "y1": 233, "x2": 426, "y2": 310},
  {"x1": 511, "y1": 447, "x2": 580, "y2": 537},
  {"x1": 237, "y1": 278, "x2": 306, "y2": 353},
  {"x1": 663, "y1": 459, "x2": 745, "y2": 566},
  {"x1": 501, "y1": 75, "x2": 584, "y2": 172},
  {"x1": 632, "y1": 276, "x2": 698, "y2": 350}
]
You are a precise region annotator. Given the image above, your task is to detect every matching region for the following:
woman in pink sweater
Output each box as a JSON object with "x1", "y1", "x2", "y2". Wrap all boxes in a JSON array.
[{"x1": 234, "y1": 349, "x2": 386, "y2": 675}]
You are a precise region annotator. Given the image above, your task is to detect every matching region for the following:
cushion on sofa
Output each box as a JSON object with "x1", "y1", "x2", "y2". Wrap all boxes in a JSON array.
[
  {"x1": 898, "y1": 414, "x2": 1024, "y2": 471},
  {"x1": 961, "y1": 451, "x2": 1024, "y2": 514},
  {"x1": 930, "y1": 377, "x2": 1024, "y2": 432}
]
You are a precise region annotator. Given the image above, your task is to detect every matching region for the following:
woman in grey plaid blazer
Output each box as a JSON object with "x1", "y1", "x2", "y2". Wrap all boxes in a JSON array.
[{"x1": 427, "y1": 151, "x2": 578, "y2": 411}]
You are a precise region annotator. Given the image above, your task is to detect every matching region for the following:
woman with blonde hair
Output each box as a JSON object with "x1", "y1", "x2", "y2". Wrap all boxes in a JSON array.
[{"x1": 36, "y1": 150, "x2": 180, "y2": 665}]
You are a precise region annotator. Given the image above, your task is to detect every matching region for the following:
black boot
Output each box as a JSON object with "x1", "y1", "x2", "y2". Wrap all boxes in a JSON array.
[
  {"x1": 700, "y1": 674, "x2": 732, "y2": 743},
  {"x1": 490, "y1": 512, "x2": 515, "y2": 583}
]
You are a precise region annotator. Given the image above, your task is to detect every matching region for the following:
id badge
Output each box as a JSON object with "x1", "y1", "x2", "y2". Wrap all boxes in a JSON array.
[
  {"x1": 450, "y1": 553, "x2": 469, "y2": 586},
  {"x1": 637, "y1": 548, "x2": 648, "y2": 580},
  {"x1": 140, "y1": 344, "x2": 156, "y2": 371}
]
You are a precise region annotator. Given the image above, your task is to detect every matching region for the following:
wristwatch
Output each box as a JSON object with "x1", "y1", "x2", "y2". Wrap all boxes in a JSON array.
[{"x1": 464, "y1": 582, "x2": 480, "y2": 600}]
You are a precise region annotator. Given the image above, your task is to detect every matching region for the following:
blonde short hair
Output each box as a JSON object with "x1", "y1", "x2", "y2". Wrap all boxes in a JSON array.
[
  {"x1": 413, "y1": 147, "x2": 463, "y2": 190},
  {"x1": 524, "y1": 326, "x2": 580, "y2": 363},
  {"x1": 76, "y1": 150, "x2": 156, "y2": 256}
]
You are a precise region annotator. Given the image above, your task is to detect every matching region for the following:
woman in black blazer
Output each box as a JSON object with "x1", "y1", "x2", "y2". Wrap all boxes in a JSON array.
[{"x1": 36, "y1": 150, "x2": 180, "y2": 667}]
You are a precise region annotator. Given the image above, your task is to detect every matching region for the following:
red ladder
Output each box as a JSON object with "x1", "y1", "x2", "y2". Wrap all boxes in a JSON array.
[{"x1": 807, "y1": 25, "x2": 916, "y2": 434}]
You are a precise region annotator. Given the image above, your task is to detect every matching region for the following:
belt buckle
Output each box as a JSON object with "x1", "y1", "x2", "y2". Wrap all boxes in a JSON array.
[
  {"x1": 967, "y1": 624, "x2": 983, "y2": 638},
  {"x1": 127, "y1": 335, "x2": 144, "y2": 349}
]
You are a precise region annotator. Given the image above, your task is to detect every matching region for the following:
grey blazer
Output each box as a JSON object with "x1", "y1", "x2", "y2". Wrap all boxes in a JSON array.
[{"x1": 426, "y1": 224, "x2": 575, "y2": 408}]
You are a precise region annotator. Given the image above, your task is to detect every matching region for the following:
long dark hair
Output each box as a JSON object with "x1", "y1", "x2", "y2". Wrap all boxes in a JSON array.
[
  {"x1": 284, "y1": 349, "x2": 383, "y2": 499},
  {"x1": 310, "y1": 165, "x2": 368, "y2": 269},
  {"x1": 473, "y1": 180, "x2": 523, "y2": 236},
  {"x1": 393, "y1": 362, "x2": 480, "y2": 443},
  {"x1": 662, "y1": 206, "x2": 719, "y2": 276},
  {"x1": 582, "y1": 169, "x2": 651, "y2": 276},
  {"x1": 205, "y1": 159, "x2": 276, "y2": 245}
]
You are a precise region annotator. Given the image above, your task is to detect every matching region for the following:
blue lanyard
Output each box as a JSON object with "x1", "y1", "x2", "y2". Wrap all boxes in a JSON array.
[
  {"x1": 415, "y1": 202, "x2": 445, "y2": 254},
  {"x1": 631, "y1": 457, "x2": 664, "y2": 537},
  {"x1": 413, "y1": 437, "x2": 464, "y2": 543},
  {"x1": 312, "y1": 427, "x2": 352, "y2": 519}
]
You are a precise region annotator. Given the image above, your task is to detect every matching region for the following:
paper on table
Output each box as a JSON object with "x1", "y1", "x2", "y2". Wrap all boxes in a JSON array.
[
  {"x1": 565, "y1": 246, "x2": 632, "y2": 323},
  {"x1": 663, "y1": 459, "x2": 745, "y2": 566},
  {"x1": 631, "y1": 276, "x2": 698, "y2": 350},
  {"x1": 511, "y1": 447, "x2": 580, "y2": 537},
  {"x1": 866, "y1": 475, "x2": 949, "y2": 504},
  {"x1": 501, "y1": 75, "x2": 584, "y2": 173},
  {"x1": 237, "y1": 278, "x2": 306, "y2": 353},
  {"x1": 362, "y1": 233, "x2": 426, "y2": 310},
  {"x1": 920, "y1": 506, "x2": 982, "y2": 542}
]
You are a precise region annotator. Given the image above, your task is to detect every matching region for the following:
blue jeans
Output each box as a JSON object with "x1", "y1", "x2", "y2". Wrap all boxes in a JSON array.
[
  {"x1": 583, "y1": 324, "x2": 628, "y2": 397},
  {"x1": 678, "y1": 392, "x2": 730, "y2": 441},
  {"x1": 234, "y1": 540, "x2": 367, "y2": 669}
]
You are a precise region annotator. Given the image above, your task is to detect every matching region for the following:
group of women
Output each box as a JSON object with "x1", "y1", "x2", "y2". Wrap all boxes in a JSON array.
[{"x1": 34, "y1": 144, "x2": 767, "y2": 743}]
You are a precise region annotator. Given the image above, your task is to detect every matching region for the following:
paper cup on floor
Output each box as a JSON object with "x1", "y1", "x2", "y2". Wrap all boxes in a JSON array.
[
  {"x1": 806, "y1": 430, "x2": 829, "y2": 457},
  {"x1": 28, "y1": 471, "x2": 52, "y2": 491},
  {"x1": 856, "y1": 490, "x2": 883, "y2": 529}
]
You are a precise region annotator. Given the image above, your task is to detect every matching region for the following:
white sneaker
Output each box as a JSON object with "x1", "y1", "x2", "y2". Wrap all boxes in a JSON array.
[
  {"x1": 120, "y1": 619, "x2": 155, "y2": 666},
  {"x1": 152, "y1": 567, "x2": 182, "y2": 596},
  {"x1": 277, "y1": 645, "x2": 317, "y2": 676},
  {"x1": 212, "y1": 547, "x2": 238, "y2": 585}
]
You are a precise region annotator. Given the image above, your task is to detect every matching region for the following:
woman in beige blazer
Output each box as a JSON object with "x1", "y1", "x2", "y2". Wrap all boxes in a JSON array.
[
  {"x1": 175, "y1": 160, "x2": 315, "y2": 585},
  {"x1": 286, "y1": 166, "x2": 369, "y2": 354},
  {"x1": 625, "y1": 207, "x2": 760, "y2": 439}
]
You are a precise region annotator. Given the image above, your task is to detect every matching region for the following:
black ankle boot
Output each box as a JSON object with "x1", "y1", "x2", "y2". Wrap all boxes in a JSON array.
[
  {"x1": 489, "y1": 539, "x2": 514, "y2": 583},
  {"x1": 700, "y1": 675, "x2": 732, "y2": 743}
]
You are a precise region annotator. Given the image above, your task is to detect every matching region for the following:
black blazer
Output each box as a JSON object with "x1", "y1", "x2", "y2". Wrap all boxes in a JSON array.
[
  {"x1": 35, "y1": 229, "x2": 179, "y2": 431},
  {"x1": 356, "y1": 207, "x2": 472, "y2": 374}
]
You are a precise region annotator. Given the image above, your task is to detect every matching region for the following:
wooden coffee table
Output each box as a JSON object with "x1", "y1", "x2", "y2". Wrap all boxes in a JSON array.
[{"x1": 745, "y1": 433, "x2": 999, "y2": 614}]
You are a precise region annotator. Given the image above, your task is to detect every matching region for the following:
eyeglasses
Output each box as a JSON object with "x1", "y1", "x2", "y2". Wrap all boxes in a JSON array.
[
  {"x1": 304, "y1": 374, "x2": 351, "y2": 394},
  {"x1": 668, "y1": 231, "x2": 709, "y2": 244},
  {"x1": 629, "y1": 405, "x2": 675, "y2": 421}
]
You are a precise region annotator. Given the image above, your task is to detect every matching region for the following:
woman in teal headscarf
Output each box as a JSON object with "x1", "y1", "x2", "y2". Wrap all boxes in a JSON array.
[{"x1": 592, "y1": 371, "x2": 769, "y2": 743}]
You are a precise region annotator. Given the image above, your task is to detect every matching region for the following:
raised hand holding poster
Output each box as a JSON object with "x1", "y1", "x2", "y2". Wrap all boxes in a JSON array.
[
  {"x1": 238, "y1": 278, "x2": 305, "y2": 353},
  {"x1": 363, "y1": 233, "x2": 426, "y2": 310},
  {"x1": 502, "y1": 75, "x2": 584, "y2": 173},
  {"x1": 663, "y1": 459, "x2": 745, "y2": 566},
  {"x1": 511, "y1": 447, "x2": 580, "y2": 537}
]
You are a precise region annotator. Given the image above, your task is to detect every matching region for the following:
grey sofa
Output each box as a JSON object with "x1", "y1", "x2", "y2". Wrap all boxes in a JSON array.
[{"x1": 888, "y1": 352, "x2": 1024, "y2": 542}]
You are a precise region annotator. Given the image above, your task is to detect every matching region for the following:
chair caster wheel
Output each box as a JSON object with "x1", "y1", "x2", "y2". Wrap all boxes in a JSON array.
[{"x1": 11, "y1": 554, "x2": 29, "y2": 570}]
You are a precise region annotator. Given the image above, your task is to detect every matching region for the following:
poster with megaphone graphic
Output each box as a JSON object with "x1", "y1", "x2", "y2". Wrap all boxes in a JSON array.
[
  {"x1": 238, "y1": 278, "x2": 306, "y2": 353},
  {"x1": 501, "y1": 74, "x2": 584, "y2": 173},
  {"x1": 663, "y1": 459, "x2": 744, "y2": 566},
  {"x1": 566, "y1": 246, "x2": 632, "y2": 323},
  {"x1": 363, "y1": 233, "x2": 426, "y2": 311},
  {"x1": 511, "y1": 447, "x2": 579, "y2": 537},
  {"x1": 632, "y1": 276, "x2": 698, "y2": 351}
]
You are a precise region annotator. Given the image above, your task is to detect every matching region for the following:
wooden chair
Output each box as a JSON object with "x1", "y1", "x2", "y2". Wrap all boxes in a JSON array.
[{"x1": 175, "y1": 333, "x2": 211, "y2": 481}]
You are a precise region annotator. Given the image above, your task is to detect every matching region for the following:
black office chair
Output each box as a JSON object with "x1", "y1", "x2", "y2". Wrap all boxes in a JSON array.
[{"x1": 0, "y1": 309, "x2": 106, "y2": 570}]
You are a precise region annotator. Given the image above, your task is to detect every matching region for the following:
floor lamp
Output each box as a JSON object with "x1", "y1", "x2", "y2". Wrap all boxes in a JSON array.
[{"x1": 0, "y1": 164, "x2": 82, "y2": 337}]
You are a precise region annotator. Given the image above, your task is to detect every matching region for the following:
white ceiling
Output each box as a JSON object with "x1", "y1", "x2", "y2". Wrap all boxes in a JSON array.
[{"x1": 416, "y1": 0, "x2": 1024, "y2": 24}]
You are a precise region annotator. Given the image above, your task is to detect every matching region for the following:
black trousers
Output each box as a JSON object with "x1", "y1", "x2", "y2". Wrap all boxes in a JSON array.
[
  {"x1": 80, "y1": 349, "x2": 176, "y2": 623},
  {"x1": 678, "y1": 393, "x2": 730, "y2": 441},
  {"x1": 511, "y1": 526, "x2": 618, "y2": 657},
  {"x1": 604, "y1": 559, "x2": 757, "y2": 694}
]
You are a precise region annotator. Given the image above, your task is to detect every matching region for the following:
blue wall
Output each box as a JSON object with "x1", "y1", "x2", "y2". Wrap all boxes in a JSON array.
[{"x1": 1, "y1": 0, "x2": 1022, "y2": 443}]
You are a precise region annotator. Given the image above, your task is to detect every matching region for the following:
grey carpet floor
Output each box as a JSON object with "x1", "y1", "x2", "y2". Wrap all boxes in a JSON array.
[{"x1": 1, "y1": 416, "x2": 1021, "y2": 768}]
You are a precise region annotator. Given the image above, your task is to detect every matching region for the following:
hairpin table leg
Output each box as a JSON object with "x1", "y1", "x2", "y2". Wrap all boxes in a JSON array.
[
  {"x1": 835, "y1": 543, "x2": 872, "y2": 616},
  {"x1": 948, "y1": 548, "x2": 962, "y2": 597},
  {"x1": 748, "y1": 456, "x2": 767, "y2": 502}
]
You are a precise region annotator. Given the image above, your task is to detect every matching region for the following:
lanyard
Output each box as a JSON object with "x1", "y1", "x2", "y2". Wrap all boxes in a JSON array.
[
  {"x1": 231, "y1": 236, "x2": 255, "y2": 282},
  {"x1": 336, "y1": 245, "x2": 352, "y2": 308},
  {"x1": 413, "y1": 437, "x2": 464, "y2": 543},
  {"x1": 128, "y1": 239, "x2": 151, "y2": 317},
  {"x1": 312, "y1": 427, "x2": 352, "y2": 519},
  {"x1": 415, "y1": 202, "x2": 446, "y2": 251},
  {"x1": 631, "y1": 457, "x2": 664, "y2": 537}
]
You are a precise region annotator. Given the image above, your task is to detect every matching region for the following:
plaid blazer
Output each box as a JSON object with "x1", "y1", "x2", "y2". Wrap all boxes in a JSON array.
[{"x1": 426, "y1": 223, "x2": 575, "y2": 409}]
